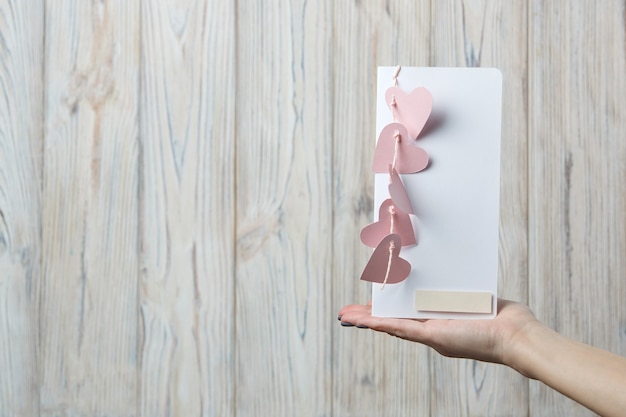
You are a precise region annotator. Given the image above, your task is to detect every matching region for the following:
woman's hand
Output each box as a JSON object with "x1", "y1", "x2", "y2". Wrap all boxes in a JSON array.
[
  {"x1": 338, "y1": 298, "x2": 626, "y2": 417},
  {"x1": 338, "y1": 299, "x2": 541, "y2": 367}
]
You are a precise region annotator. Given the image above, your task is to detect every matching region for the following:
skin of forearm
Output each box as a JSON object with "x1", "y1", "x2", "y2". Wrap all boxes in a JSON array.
[{"x1": 507, "y1": 323, "x2": 626, "y2": 417}]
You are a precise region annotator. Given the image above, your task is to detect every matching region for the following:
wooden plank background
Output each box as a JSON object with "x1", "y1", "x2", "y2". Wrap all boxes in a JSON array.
[{"x1": 0, "y1": 0, "x2": 624, "y2": 416}]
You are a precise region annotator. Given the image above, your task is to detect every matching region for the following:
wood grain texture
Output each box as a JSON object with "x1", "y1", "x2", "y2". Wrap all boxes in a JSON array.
[
  {"x1": 332, "y1": 2, "x2": 431, "y2": 416},
  {"x1": 234, "y1": 1, "x2": 333, "y2": 415},
  {"x1": 0, "y1": 1, "x2": 625, "y2": 416},
  {"x1": 429, "y1": 1, "x2": 530, "y2": 415},
  {"x1": 0, "y1": 1, "x2": 43, "y2": 415},
  {"x1": 139, "y1": 1, "x2": 235, "y2": 416},
  {"x1": 528, "y1": 0, "x2": 626, "y2": 415},
  {"x1": 40, "y1": 1, "x2": 139, "y2": 415}
]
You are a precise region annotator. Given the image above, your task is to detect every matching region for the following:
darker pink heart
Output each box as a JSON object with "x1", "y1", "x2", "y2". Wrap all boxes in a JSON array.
[
  {"x1": 373, "y1": 123, "x2": 429, "y2": 174},
  {"x1": 360, "y1": 199, "x2": 416, "y2": 247},
  {"x1": 385, "y1": 86, "x2": 433, "y2": 140},
  {"x1": 360, "y1": 234, "x2": 411, "y2": 285}
]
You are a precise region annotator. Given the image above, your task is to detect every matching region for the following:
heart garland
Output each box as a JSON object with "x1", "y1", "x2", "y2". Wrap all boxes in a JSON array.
[
  {"x1": 372, "y1": 123, "x2": 429, "y2": 173},
  {"x1": 388, "y1": 165, "x2": 414, "y2": 215},
  {"x1": 360, "y1": 198, "x2": 415, "y2": 248},
  {"x1": 385, "y1": 86, "x2": 432, "y2": 140},
  {"x1": 359, "y1": 66, "x2": 433, "y2": 288},
  {"x1": 360, "y1": 234, "x2": 411, "y2": 285}
]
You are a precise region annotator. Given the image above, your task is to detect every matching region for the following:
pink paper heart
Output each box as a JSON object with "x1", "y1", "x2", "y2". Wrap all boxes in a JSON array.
[
  {"x1": 385, "y1": 86, "x2": 433, "y2": 140},
  {"x1": 372, "y1": 123, "x2": 429, "y2": 174},
  {"x1": 360, "y1": 199, "x2": 416, "y2": 247},
  {"x1": 360, "y1": 234, "x2": 411, "y2": 285},
  {"x1": 388, "y1": 165, "x2": 414, "y2": 215}
]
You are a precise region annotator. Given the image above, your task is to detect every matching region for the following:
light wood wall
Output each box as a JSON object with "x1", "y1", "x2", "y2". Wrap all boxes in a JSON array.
[{"x1": 0, "y1": 1, "x2": 624, "y2": 416}]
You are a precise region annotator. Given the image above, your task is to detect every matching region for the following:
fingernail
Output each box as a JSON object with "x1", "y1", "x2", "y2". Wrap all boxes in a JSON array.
[
  {"x1": 337, "y1": 315, "x2": 342, "y2": 321},
  {"x1": 340, "y1": 322, "x2": 355, "y2": 327},
  {"x1": 356, "y1": 325, "x2": 369, "y2": 329}
]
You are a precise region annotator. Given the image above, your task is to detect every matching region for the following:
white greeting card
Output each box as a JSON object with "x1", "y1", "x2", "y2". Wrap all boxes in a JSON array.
[{"x1": 364, "y1": 67, "x2": 502, "y2": 319}]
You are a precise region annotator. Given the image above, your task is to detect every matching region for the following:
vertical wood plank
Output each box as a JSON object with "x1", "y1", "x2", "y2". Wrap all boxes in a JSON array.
[
  {"x1": 139, "y1": 1, "x2": 235, "y2": 415},
  {"x1": 528, "y1": 1, "x2": 626, "y2": 415},
  {"x1": 234, "y1": 1, "x2": 333, "y2": 415},
  {"x1": 40, "y1": 1, "x2": 139, "y2": 415},
  {"x1": 332, "y1": 2, "x2": 431, "y2": 416},
  {"x1": 0, "y1": 1, "x2": 43, "y2": 415},
  {"x1": 429, "y1": 1, "x2": 530, "y2": 415}
]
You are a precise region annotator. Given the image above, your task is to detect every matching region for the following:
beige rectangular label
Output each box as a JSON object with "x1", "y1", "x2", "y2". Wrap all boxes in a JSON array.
[{"x1": 414, "y1": 290, "x2": 493, "y2": 314}]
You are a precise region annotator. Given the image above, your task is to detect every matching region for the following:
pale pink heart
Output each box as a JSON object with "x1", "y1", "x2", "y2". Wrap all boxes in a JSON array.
[
  {"x1": 360, "y1": 199, "x2": 416, "y2": 248},
  {"x1": 385, "y1": 86, "x2": 433, "y2": 140},
  {"x1": 373, "y1": 122, "x2": 429, "y2": 174},
  {"x1": 360, "y1": 234, "x2": 411, "y2": 285},
  {"x1": 388, "y1": 165, "x2": 414, "y2": 215}
]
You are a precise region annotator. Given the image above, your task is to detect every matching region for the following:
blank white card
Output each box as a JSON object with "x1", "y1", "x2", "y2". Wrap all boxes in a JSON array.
[{"x1": 371, "y1": 67, "x2": 502, "y2": 319}]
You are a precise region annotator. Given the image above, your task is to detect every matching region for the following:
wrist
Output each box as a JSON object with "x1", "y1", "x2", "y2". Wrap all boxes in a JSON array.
[{"x1": 502, "y1": 319, "x2": 554, "y2": 379}]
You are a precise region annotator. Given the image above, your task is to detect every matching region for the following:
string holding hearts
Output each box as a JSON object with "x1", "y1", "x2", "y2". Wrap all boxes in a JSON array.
[
  {"x1": 388, "y1": 164, "x2": 414, "y2": 215},
  {"x1": 359, "y1": 67, "x2": 435, "y2": 288},
  {"x1": 385, "y1": 86, "x2": 432, "y2": 140},
  {"x1": 360, "y1": 198, "x2": 416, "y2": 248},
  {"x1": 372, "y1": 122, "x2": 429, "y2": 174},
  {"x1": 360, "y1": 234, "x2": 411, "y2": 286}
]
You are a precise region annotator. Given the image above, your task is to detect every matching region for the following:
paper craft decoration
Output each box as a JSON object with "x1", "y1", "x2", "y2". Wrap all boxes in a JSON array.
[
  {"x1": 360, "y1": 199, "x2": 416, "y2": 247},
  {"x1": 360, "y1": 234, "x2": 411, "y2": 286},
  {"x1": 360, "y1": 66, "x2": 502, "y2": 320},
  {"x1": 372, "y1": 123, "x2": 429, "y2": 173},
  {"x1": 388, "y1": 165, "x2": 414, "y2": 215},
  {"x1": 384, "y1": 86, "x2": 432, "y2": 139}
]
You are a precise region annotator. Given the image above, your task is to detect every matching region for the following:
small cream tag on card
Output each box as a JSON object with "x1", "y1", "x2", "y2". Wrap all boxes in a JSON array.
[{"x1": 414, "y1": 290, "x2": 493, "y2": 314}]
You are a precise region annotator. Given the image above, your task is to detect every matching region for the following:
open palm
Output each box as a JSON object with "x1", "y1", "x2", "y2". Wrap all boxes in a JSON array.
[{"x1": 338, "y1": 299, "x2": 540, "y2": 366}]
